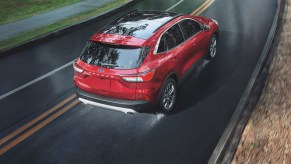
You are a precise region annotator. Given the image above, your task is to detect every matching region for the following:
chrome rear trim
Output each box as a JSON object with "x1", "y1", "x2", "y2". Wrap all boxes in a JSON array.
[{"x1": 79, "y1": 98, "x2": 137, "y2": 114}]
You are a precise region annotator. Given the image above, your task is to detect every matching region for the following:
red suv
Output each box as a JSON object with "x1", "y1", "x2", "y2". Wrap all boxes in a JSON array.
[{"x1": 74, "y1": 10, "x2": 219, "y2": 114}]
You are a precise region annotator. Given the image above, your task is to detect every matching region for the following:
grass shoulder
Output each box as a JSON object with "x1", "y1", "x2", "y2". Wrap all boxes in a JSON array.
[
  {"x1": 0, "y1": 0, "x2": 80, "y2": 25},
  {"x1": 0, "y1": 0, "x2": 129, "y2": 52}
]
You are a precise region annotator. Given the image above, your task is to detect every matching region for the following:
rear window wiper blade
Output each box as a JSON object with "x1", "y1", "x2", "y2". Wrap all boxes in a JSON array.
[{"x1": 99, "y1": 63, "x2": 124, "y2": 68}]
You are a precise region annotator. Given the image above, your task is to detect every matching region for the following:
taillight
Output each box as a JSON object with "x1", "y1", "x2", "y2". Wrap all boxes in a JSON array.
[
  {"x1": 120, "y1": 76, "x2": 143, "y2": 82},
  {"x1": 120, "y1": 69, "x2": 155, "y2": 82},
  {"x1": 73, "y1": 63, "x2": 84, "y2": 73}
]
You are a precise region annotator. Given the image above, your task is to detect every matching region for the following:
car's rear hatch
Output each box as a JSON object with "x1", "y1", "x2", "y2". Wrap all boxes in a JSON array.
[{"x1": 74, "y1": 35, "x2": 148, "y2": 100}]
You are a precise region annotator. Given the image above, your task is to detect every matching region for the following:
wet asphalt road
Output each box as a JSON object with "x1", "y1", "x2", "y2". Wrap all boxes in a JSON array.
[{"x1": 0, "y1": 0, "x2": 276, "y2": 163}]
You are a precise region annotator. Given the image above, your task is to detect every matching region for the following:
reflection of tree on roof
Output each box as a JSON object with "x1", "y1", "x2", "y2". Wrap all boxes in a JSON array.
[
  {"x1": 104, "y1": 23, "x2": 148, "y2": 37},
  {"x1": 120, "y1": 11, "x2": 177, "y2": 22},
  {"x1": 100, "y1": 11, "x2": 180, "y2": 39}
]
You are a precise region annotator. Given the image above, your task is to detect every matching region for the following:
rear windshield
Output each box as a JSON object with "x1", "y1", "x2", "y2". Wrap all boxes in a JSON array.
[{"x1": 80, "y1": 41, "x2": 143, "y2": 69}]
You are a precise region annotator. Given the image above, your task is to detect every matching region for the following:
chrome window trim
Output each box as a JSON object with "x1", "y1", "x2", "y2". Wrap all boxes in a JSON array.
[{"x1": 154, "y1": 18, "x2": 203, "y2": 55}]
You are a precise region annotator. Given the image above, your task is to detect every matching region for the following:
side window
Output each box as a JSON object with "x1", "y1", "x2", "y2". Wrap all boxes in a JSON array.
[
  {"x1": 157, "y1": 24, "x2": 184, "y2": 53},
  {"x1": 157, "y1": 36, "x2": 167, "y2": 53},
  {"x1": 179, "y1": 19, "x2": 201, "y2": 40},
  {"x1": 165, "y1": 24, "x2": 184, "y2": 50}
]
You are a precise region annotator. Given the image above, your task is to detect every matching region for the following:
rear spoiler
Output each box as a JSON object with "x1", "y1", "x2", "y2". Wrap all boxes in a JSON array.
[{"x1": 90, "y1": 33, "x2": 146, "y2": 47}]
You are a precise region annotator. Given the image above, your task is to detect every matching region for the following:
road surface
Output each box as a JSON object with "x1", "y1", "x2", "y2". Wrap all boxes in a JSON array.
[{"x1": 0, "y1": 0, "x2": 276, "y2": 163}]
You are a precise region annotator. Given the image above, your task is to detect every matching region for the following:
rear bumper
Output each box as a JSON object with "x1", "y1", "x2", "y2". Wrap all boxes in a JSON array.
[{"x1": 76, "y1": 88, "x2": 152, "y2": 113}]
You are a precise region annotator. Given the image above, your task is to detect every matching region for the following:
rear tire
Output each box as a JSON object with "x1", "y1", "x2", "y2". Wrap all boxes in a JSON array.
[
  {"x1": 207, "y1": 34, "x2": 218, "y2": 60},
  {"x1": 158, "y1": 78, "x2": 177, "y2": 114}
]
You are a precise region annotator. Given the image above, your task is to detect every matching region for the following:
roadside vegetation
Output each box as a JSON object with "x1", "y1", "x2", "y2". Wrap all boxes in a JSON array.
[
  {"x1": 0, "y1": 0, "x2": 129, "y2": 51},
  {"x1": 0, "y1": 0, "x2": 80, "y2": 24},
  {"x1": 232, "y1": 1, "x2": 291, "y2": 163}
]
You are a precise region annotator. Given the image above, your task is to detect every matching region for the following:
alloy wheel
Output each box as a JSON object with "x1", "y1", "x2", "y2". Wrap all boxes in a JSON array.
[
  {"x1": 210, "y1": 37, "x2": 217, "y2": 58},
  {"x1": 162, "y1": 82, "x2": 176, "y2": 110}
]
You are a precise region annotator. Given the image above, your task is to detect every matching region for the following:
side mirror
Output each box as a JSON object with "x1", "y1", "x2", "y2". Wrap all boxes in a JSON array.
[{"x1": 202, "y1": 25, "x2": 210, "y2": 31}]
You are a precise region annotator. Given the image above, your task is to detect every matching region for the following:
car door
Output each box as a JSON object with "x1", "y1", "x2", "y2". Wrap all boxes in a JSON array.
[
  {"x1": 179, "y1": 19, "x2": 206, "y2": 76},
  {"x1": 155, "y1": 24, "x2": 185, "y2": 80}
]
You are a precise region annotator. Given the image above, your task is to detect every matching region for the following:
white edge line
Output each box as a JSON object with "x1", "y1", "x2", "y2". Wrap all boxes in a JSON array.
[
  {"x1": 166, "y1": 0, "x2": 184, "y2": 11},
  {"x1": 0, "y1": 60, "x2": 75, "y2": 100}
]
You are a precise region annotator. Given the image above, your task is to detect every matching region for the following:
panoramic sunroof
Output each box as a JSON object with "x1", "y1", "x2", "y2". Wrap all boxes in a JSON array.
[{"x1": 100, "y1": 11, "x2": 181, "y2": 39}]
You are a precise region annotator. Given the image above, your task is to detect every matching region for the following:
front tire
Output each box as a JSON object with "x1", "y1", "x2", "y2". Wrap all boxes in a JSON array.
[
  {"x1": 158, "y1": 78, "x2": 177, "y2": 114},
  {"x1": 207, "y1": 34, "x2": 218, "y2": 60}
]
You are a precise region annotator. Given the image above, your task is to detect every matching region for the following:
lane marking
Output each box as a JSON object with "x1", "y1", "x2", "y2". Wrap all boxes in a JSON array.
[
  {"x1": 166, "y1": 0, "x2": 184, "y2": 11},
  {"x1": 190, "y1": 0, "x2": 212, "y2": 15},
  {"x1": 194, "y1": 0, "x2": 215, "y2": 16},
  {"x1": 0, "y1": 99, "x2": 79, "y2": 156},
  {"x1": 0, "y1": 94, "x2": 76, "y2": 146},
  {"x1": 0, "y1": 59, "x2": 75, "y2": 100}
]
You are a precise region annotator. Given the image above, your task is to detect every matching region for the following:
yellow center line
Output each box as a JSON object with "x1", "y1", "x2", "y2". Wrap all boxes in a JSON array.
[
  {"x1": 194, "y1": 0, "x2": 215, "y2": 16},
  {"x1": 190, "y1": 0, "x2": 211, "y2": 15},
  {"x1": 0, "y1": 99, "x2": 79, "y2": 156},
  {"x1": 190, "y1": 0, "x2": 214, "y2": 16},
  {"x1": 0, "y1": 94, "x2": 76, "y2": 146}
]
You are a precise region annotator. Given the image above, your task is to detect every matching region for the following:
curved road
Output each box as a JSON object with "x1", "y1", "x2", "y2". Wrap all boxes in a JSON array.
[{"x1": 0, "y1": 0, "x2": 276, "y2": 163}]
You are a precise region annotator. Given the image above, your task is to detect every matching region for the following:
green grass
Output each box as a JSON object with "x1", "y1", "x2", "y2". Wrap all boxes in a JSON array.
[
  {"x1": 0, "y1": 0, "x2": 81, "y2": 25},
  {"x1": 0, "y1": 0, "x2": 129, "y2": 51}
]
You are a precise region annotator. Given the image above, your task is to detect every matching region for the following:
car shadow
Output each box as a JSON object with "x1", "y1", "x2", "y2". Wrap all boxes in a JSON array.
[{"x1": 169, "y1": 30, "x2": 244, "y2": 115}]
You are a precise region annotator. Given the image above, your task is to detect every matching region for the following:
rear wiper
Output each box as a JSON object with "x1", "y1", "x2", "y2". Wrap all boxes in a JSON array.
[{"x1": 100, "y1": 63, "x2": 123, "y2": 68}]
